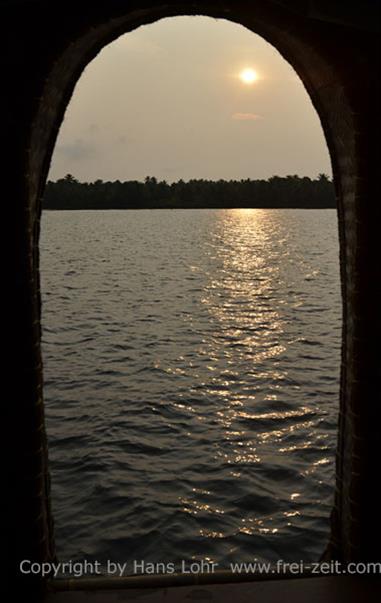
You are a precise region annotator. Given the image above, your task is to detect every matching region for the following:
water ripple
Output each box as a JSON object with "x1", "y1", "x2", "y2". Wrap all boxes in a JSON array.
[{"x1": 41, "y1": 208, "x2": 340, "y2": 566}]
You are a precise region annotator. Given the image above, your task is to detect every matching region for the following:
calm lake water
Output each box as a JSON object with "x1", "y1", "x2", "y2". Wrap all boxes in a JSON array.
[{"x1": 40, "y1": 209, "x2": 341, "y2": 570}]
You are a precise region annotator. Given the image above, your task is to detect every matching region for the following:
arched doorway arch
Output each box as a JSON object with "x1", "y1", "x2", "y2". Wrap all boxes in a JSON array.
[{"x1": 8, "y1": 1, "x2": 380, "y2": 592}]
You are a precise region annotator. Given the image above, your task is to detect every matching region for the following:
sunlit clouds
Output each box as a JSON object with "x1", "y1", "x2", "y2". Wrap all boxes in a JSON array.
[{"x1": 232, "y1": 113, "x2": 262, "y2": 121}]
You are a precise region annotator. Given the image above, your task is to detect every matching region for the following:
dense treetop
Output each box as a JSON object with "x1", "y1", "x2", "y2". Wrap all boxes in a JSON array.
[{"x1": 43, "y1": 174, "x2": 335, "y2": 209}]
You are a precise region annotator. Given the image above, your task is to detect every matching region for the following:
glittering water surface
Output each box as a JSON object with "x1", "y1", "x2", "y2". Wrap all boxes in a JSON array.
[{"x1": 41, "y1": 209, "x2": 340, "y2": 568}]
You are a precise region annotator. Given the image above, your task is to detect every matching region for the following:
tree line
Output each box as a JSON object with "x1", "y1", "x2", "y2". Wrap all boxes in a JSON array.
[{"x1": 43, "y1": 174, "x2": 335, "y2": 209}]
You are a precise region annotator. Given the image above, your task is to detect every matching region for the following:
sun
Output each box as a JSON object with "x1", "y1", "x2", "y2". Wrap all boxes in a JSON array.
[{"x1": 239, "y1": 68, "x2": 258, "y2": 84}]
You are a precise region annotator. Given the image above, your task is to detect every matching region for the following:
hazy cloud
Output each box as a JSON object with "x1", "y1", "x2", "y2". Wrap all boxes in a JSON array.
[
  {"x1": 55, "y1": 139, "x2": 97, "y2": 161},
  {"x1": 87, "y1": 123, "x2": 100, "y2": 134},
  {"x1": 232, "y1": 113, "x2": 263, "y2": 121},
  {"x1": 116, "y1": 135, "x2": 128, "y2": 145}
]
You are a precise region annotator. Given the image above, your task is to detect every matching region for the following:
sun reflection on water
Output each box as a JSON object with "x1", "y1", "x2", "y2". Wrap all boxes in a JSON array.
[{"x1": 170, "y1": 209, "x2": 338, "y2": 552}]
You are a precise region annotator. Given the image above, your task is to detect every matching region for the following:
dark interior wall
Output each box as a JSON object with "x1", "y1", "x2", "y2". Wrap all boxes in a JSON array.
[{"x1": 2, "y1": 0, "x2": 380, "y2": 593}]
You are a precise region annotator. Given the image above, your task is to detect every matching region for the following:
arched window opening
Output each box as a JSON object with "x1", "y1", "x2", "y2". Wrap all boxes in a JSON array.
[{"x1": 40, "y1": 16, "x2": 340, "y2": 572}]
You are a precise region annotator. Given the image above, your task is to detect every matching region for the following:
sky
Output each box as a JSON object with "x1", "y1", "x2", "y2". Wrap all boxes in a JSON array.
[{"x1": 48, "y1": 16, "x2": 332, "y2": 183}]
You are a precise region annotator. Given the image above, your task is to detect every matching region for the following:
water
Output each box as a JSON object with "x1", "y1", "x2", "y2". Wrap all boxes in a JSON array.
[{"x1": 40, "y1": 208, "x2": 341, "y2": 569}]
